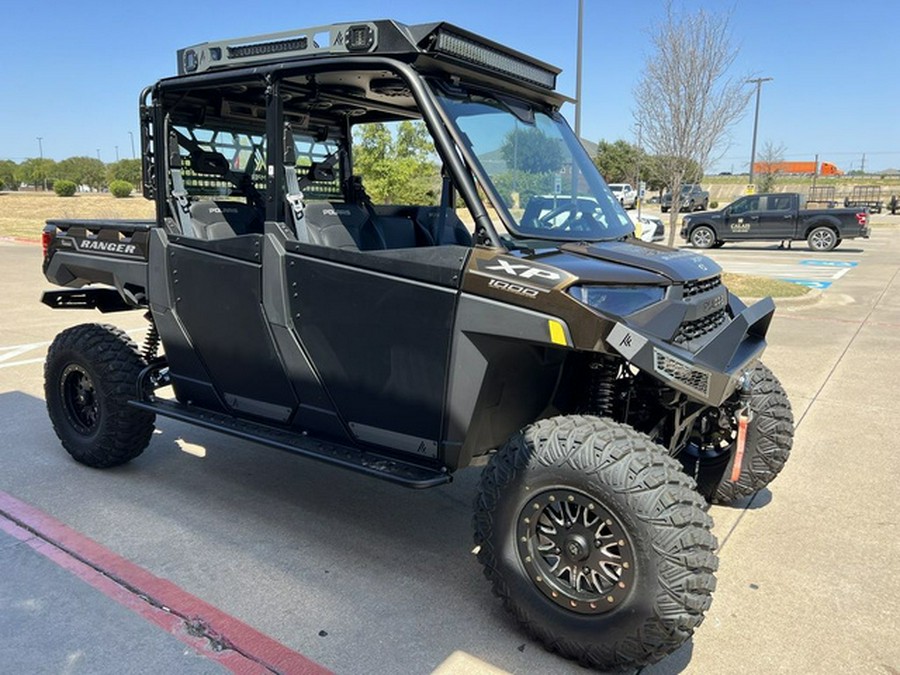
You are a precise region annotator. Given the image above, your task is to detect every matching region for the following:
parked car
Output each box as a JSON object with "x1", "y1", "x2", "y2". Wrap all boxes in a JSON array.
[
  {"x1": 607, "y1": 182, "x2": 637, "y2": 209},
  {"x1": 634, "y1": 213, "x2": 665, "y2": 242},
  {"x1": 661, "y1": 184, "x2": 709, "y2": 212},
  {"x1": 680, "y1": 192, "x2": 869, "y2": 251}
]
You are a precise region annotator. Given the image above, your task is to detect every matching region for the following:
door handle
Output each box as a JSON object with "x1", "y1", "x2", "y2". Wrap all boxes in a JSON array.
[{"x1": 783, "y1": 215, "x2": 792, "y2": 219}]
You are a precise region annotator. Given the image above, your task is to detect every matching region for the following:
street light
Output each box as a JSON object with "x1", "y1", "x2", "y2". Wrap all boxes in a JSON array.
[
  {"x1": 36, "y1": 137, "x2": 46, "y2": 191},
  {"x1": 128, "y1": 131, "x2": 136, "y2": 159},
  {"x1": 115, "y1": 145, "x2": 120, "y2": 162},
  {"x1": 747, "y1": 77, "x2": 773, "y2": 188},
  {"x1": 575, "y1": 0, "x2": 584, "y2": 141},
  {"x1": 96, "y1": 148, "x2": 101, "y2": 161}
]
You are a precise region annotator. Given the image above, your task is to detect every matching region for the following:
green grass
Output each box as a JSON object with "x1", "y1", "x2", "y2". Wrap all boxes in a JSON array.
[{"x1": 723, "y1": 272, "x2": 811, "y2": 300}]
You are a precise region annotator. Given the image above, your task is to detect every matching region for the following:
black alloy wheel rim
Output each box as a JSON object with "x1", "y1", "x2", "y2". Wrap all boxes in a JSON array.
[
  {"x1": 61, "y1": 364, "x2": 99, "y2": 434},
  {"x1": 517, "y1": 488, "x2": 635, "y2": 614}
]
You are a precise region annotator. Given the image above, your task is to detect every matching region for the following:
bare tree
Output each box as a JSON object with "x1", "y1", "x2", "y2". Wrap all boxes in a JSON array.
[
  {"x1": 755, "y1": 140, "x2": 786, "y2": 193},
  {"x1": 634, "y1": 4, "x2": 752, "y2": 246}
]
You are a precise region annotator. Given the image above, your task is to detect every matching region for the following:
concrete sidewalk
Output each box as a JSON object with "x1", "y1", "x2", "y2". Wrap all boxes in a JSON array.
[{"x1": 0, "y1": 491, "x2": 329, "y2": 675}]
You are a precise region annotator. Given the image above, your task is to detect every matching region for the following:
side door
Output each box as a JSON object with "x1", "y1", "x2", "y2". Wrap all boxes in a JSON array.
[
  {"x1": 284, "y1": 244, "x2": 466, "y2": 462},
  {"x1": 723, "y1": 196, "x2": 761, "y2": 240},
  {"x1": 753, "y1": 194, "x2": 796, "y2": 239}
]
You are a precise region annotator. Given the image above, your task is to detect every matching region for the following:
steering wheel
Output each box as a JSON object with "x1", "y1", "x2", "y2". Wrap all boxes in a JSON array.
[{"x1": 536, "y1": 202, "x2": 598, "y2": 233}]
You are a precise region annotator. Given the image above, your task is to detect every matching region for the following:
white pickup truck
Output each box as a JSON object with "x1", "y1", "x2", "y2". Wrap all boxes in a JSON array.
[{"x1": 608, "y1": 183, "x2": 637, "y2": 209}]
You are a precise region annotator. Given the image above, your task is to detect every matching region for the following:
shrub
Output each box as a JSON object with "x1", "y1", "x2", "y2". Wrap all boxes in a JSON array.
[
  {"x1": 109, "y1": 180, "x2": 133, "y2": 198},
  {"x1": 54, "y1": 180, "x2": 77, "y2": 197},
  {"x1": 709, "y1": 201, "x2": 719, "y2": 208}
]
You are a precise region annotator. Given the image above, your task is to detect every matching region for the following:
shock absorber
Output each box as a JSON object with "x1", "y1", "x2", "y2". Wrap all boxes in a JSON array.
[
  {"x1": 587, "y1": 355, "x2": 619, "y2": 417},
  {"x1": 141, "y1": 312, "x2": 161, "y2": 362}
]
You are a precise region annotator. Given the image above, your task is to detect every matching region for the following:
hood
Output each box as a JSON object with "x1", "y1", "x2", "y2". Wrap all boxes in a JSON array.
[{"x1": 557, "y1": 240, "x2": 721, "y2": 283}]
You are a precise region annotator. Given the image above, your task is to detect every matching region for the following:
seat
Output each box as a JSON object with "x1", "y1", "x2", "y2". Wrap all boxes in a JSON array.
[
  {"x1": 304, "y1": 202, "x2": 385, "y2": 251},
  {"x1": 415, "y1": 207, "x2": 473, "y2": 246},
  {"x1": 189, "y1": 200, "x2": 263, "y2": 240}
]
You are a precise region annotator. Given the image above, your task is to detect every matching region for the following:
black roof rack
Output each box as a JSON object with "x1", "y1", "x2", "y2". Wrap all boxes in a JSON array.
[{"x1": 176, "y1": 20, "x2": 561, "y2": 91}]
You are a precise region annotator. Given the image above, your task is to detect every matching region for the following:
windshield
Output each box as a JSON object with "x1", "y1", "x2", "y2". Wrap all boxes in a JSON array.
[{"x1": 433, "y1": 88, "x2": 633, "y2": 242}]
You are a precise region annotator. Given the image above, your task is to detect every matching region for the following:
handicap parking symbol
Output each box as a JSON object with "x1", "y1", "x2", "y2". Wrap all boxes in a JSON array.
[
  {"x1": 783, "y1": 278, "x2": 832, "y2": 289},
  {"x1": 800, "y1": 260, "x2": 858, "y2": 268}
]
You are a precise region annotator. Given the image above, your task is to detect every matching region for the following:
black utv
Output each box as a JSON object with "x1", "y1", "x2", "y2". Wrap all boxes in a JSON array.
[{"x1": 40, "y1": 21, "x2": 793, "y2": 671}]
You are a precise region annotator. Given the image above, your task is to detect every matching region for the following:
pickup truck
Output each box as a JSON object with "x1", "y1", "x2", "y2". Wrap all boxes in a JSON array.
[
  {"x1": 607, "y1": 182, "x2": 637, "y2": 209},
  {"x1": 680, "y1": 192, "x2": 869, "y2": 251},
  {"x1": 661, "y1": 183, "x2": 709, "y2": 213}
]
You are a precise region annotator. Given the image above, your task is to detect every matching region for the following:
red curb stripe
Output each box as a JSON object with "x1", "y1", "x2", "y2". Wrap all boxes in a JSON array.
[{"x1": 0, "y1": 490, "x2": 331, "y2": 675}]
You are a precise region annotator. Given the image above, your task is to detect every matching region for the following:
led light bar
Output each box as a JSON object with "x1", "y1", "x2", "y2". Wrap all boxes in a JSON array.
[
  {"x1": 431, "y1": 29, "x2": 558, "y2": 89},
  {"x1": 177, "y1": 22, "x2": 378, "y2": 75}
]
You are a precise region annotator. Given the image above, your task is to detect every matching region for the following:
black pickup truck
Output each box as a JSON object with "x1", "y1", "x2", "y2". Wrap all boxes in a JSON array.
[{"x1": 680, "y1": 192, "x2": 870, "y2": 251}]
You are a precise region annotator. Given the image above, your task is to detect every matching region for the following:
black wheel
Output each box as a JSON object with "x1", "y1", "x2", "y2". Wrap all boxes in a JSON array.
[
  {"x1": 661, "y1": 206, "x2": 669, "y2": 213},
  {"x1": 45, "y1": 323, "x2": 155, "y2": 468},
  {"x1": 807, "y1": 226, "x2": 837, "y2": 252},
  {"x1": 695, "y1": 200, "x2": 707, "y2": 212},
  {"x1": 680, "y1": 363, "x2": 793, "y2": 504},
  {"x1": 834, "y1": 238, "x2": 842, "y2": 249},
  {"x1": 690, "y1": 225, "x2": 716, "y2": 249},
  {"x1": 474, "y1": 416, "x2": 717, "y2": 671}
]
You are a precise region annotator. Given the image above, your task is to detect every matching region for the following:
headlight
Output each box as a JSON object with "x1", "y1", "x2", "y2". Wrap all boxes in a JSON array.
[{"x1": 569, "y1": 285, "x2": 666, "y2": 316}]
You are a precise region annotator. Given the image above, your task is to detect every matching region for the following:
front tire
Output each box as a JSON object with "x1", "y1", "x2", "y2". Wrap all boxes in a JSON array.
[
  {"x1": 807, "y1": 226, "x2": 837, "y2": 251},
  {"x1": 690, "y1": 225, "x2": 716, "y2": 248},
  {"x1": 45, "y1": 323, "x2": 155, "y2": 468},
  {"x1": 474, "y1": 416, "x2": 717, "y2": 671}
]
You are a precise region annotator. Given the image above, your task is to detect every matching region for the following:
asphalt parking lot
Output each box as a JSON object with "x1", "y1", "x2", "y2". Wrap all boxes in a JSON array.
[{"x1": 1, "y1": 228, "x2": 898, "y2": 674}]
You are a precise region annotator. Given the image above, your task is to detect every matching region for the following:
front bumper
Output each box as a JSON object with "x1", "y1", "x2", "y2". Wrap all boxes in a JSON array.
[{"x1": 605, "y1": 296, "x2": 774, "y2": 407}]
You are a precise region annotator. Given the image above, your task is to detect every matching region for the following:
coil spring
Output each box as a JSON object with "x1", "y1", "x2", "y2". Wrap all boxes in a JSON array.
[
  {"x1": 142, "y1": 318, "x2": 161, "y2": 362},
  {"x1": 588, "y1": 356, "x2": 619, "y2": 417}
]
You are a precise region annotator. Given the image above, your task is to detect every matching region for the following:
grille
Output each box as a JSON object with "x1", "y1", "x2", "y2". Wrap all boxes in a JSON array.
[
  {"x1": 673, "y1": 308, "x2": 728, "y2": 345},
  {"x1": 682, "y1": 275, "x2": 722, "y2": 298},
  {"x1": 653, "y1": 349, "x2": 710, "y2": 397}
]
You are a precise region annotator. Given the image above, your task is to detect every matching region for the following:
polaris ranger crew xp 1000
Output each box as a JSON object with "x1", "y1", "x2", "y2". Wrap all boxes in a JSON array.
[{"x1": 41, "y1": 21, "x2": 793, "y2": 671}]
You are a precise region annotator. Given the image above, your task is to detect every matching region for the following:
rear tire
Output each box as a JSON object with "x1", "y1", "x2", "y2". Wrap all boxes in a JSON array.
[
  {"x1": 807, "y1": 226, "x2": 837, "y2": 251},
  {"x1": 474, "y1": 416, "x2": 717, "y2": 671},
  {"x1": 45, "y1": 323, "x2": 155, "y2": 468}
]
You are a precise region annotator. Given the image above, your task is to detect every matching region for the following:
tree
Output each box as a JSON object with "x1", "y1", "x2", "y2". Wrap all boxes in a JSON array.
[
  {"x1": 14, "y1": 158, "x2": 56, "y2": 190},
  {"x1": 594, "y1": 139, "x2": 645, "y2": 184},
  {"x1": 645, "y1": 155, "x2": 703, "y2": 193},
  {"x1": 352, "y1": 120, "x2": 440, "y2": 205},
  {"x1": 0, "y1": 160, "x2": 18, "y2": 191},
  {"x1": 500, "y1": 127, "x2": 564, "y2": 175},
  {"x1": 55, "y1": 156, "x2": 106, "y2": 191},
  {"x1": 107, "y1": 159, "x2": 142, "y2": 188},
  {"x1": 754, "y1": 141, "x2": 786, "y2": 193},
  {"x1": 634, "y1": 3, "x2": 752, "y2": 245}
]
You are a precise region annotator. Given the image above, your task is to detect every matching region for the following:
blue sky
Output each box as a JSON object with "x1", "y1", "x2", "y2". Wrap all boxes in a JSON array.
[{"x1": 1, "y1": 0, "x2": 897, "y2": 173}]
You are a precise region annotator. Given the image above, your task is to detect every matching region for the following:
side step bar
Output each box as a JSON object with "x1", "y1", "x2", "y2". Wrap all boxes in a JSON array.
[{"x1": 130, "y1": 399, "x2": 451, "y2": 489}]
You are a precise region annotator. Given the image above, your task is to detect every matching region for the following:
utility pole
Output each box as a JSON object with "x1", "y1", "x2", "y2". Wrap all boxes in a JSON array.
[
  {"x1": 861, "y1": 153, "x2": 866, "y2": 175},
  {"x1": 575, "y1": 0, "x2": 584, "y2": 141},
  {"x1": 747, "y1": 77, "x2": 773, "y2": 188},
  {"x1": 96, "y1": 149, "x2": 101, "y2": 161},
  {"x1": 115, "y1": 145, "x2": 120, "y2": 162},
  {"x1": 36, "y1": 137, "x2": 46, "y2": 191},
  {"x1": 128, "y1": 131, "x2": 136, "y2": 159}
]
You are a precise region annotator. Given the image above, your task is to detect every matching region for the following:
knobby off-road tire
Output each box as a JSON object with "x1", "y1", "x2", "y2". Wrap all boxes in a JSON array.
[
  {"x1": 714, "y1": 363, "x2": 793, "y2": 504},
  {"x1": 474, "y1": 416, "x2": 717, "y2": 671},
  {"x1": 45, "y1": 323, "x2": 155, "y2": 468}
]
